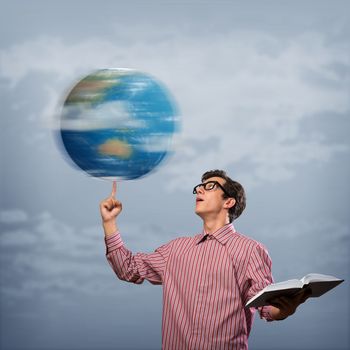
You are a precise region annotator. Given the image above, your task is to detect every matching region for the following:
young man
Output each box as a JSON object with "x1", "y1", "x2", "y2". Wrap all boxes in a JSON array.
[{"x1": 100, "y1": 170, "x2": 309, "y2": 350}]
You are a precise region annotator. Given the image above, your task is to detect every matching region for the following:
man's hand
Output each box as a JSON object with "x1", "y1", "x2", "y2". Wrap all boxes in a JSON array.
[
  {"x1": 268, "y1": 288, "x2": 312, "y2": 320},
  {"x1": 100, "y1": 181, "x2": 122, "y2": 236}
]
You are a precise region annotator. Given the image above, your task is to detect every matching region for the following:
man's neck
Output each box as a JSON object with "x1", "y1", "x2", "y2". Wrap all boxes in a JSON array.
[{"x1": 203, "y1": 218, "x2": 230, "y2": 235}]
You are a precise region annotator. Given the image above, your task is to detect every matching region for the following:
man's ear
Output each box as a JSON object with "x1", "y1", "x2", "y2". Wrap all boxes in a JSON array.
[{"x1": 224, "y1": 198, "x2": 235, "y2": 209}]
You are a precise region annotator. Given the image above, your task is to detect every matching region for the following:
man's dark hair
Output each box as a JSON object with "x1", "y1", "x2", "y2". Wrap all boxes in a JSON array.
[{"x1": 201, "y1": 169, "x2": 246, "y2": 222}]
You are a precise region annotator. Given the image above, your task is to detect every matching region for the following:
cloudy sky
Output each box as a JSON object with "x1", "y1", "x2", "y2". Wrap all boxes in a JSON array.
[{"x1": 1, "y1": 1, "x2": 349, "y2": 349}]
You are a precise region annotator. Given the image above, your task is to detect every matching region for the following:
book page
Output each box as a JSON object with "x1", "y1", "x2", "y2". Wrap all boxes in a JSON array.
[
  {"x1": 301, "y1": 273, "x2": 341, "y2": 285},
  {"x1": 265, "y1": 279, "x2": 303, "y2": 291}
]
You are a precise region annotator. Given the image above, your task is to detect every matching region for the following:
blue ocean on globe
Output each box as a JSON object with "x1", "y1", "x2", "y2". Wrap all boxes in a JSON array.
[{"x1": 59, "y1": 69, "x2": 179, "y2": 180}]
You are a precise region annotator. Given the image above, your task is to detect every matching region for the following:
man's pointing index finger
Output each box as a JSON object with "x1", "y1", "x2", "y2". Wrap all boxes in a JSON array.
[{"x1": 111, "y1": 181, "x2": 117, "y2": 198}]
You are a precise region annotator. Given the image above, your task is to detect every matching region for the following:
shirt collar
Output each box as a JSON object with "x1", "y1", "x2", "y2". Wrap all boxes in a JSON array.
[{"x1": 196, "y1": 223, "x2": 236, "y2": 245}]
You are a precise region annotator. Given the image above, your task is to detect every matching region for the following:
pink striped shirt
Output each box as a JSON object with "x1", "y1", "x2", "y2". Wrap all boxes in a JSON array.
[{"x1": 105, "y1": 223, "x2": 274, "y2": 349}]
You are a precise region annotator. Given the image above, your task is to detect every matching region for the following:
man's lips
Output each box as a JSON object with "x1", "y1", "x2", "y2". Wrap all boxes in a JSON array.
[{"x1": 196, "y1": 197, "x2": 204, "y2": 202}]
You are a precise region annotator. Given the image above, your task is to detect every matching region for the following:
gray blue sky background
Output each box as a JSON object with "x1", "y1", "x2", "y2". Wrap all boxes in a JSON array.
[{"x1": 0, "y1": 1, "x2": 349, "y2": 349}]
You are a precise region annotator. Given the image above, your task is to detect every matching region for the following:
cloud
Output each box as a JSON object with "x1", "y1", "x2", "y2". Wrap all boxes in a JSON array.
[
  {"x1": 257, "y1": 219, "x2": 350, "y2": 279},
  {"x1": 117, "y1": 221, "x2": 176, "y2": 252},
  {"x1": 0, "y1": 37, "x2": 119, "y2": 88},
  {"x1": 0, "y1": 209, "x2": 175, "y2": 308},
  {"x1": 0, "y1": 30, "x2": 349, "y2": 189},
  {"x1": 0, "y1": 210, "x2": 117, "y2": 306},
  {"x1": 0, "y1": 209, "x2": 28, "y2": 224}
]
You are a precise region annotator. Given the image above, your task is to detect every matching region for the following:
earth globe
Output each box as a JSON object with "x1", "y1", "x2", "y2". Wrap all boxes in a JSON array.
[{"x1": 59, "y1": 68, "x2": 180, "y2": 180}]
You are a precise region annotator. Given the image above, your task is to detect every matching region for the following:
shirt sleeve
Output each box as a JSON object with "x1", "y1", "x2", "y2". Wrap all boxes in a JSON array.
[
  {"x1": 245, "y1": 242, "x2": 274, "y2": 321},
  {"x1": 105, "y1": 231, "x2": 173, "y2": 285}
]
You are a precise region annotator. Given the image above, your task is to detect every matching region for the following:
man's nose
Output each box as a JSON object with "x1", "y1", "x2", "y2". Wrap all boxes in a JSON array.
[{"x1": 197, "y1": 185, "x2": 205, "y2": 194}]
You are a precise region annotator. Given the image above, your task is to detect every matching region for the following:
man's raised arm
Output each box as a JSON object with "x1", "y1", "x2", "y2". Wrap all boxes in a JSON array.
[{"x1": 100, "y1": 181, "x2": 172, "y2": 285}]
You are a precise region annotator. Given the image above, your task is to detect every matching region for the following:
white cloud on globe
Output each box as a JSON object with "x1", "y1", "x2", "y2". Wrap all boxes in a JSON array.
[{"x1": 60, "y1": 100, "x2": 146, "y2": 131}]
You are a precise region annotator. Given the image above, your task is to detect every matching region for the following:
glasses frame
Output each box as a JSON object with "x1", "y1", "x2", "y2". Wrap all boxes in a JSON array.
[{"x1": 193, "y1": 180, "x2": 232, "y2": 198}]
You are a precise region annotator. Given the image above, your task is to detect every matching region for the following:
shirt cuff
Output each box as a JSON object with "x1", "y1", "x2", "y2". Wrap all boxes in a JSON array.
[{"x1": 105, "y1": 231, "x2": 124, "y2": 254}]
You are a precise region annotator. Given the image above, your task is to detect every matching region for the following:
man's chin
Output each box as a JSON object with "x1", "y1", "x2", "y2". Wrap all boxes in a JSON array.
[{"x1": 195, "y1": 208, "x2": 204, "y2": 219}]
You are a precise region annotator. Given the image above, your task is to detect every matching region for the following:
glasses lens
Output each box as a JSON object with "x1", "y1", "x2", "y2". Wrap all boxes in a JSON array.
[{"x1": 204, "y1": 182, "x2": 216, "y2": 191}]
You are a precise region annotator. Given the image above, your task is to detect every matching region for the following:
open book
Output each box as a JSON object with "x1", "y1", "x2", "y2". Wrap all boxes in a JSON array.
[{"x1": 246, "y1": 273, "x2": 344, "y2": 308}]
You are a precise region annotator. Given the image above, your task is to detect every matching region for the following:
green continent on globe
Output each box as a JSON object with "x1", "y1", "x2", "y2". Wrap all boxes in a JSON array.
[{"x1": 64, "y1": 70, "x2": 125, "y2": 106}]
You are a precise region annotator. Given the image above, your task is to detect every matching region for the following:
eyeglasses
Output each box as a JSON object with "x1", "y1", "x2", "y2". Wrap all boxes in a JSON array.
[{"x1": 193, "y1": 181, "x2": 232, "y2": 197}]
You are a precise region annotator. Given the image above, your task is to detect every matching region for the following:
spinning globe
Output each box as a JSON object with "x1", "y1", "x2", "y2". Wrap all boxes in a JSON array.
[{"x1": 59, "y1": 68, "x2": 179, "y2": 180}]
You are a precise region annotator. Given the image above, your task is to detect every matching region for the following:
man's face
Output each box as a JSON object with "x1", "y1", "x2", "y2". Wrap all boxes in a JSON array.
[{"x1": 194, "y1": 176, "x2": 230, "y2": 219}]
